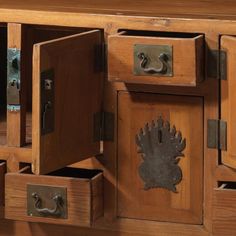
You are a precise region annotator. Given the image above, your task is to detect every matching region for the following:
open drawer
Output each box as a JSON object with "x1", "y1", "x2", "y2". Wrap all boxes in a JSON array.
[
  {"x1": 7, "y1": 25, "x2": 104, "y2": 174},
  {"x1": 213, "y1": 182, "x2": 236, "y2": 234},
  {"x1": 5, "y1": 167, "x2": 103, "y2": 226},
  {"x1": 108, "y1": 31, "x2": 204, "y2": 86}
]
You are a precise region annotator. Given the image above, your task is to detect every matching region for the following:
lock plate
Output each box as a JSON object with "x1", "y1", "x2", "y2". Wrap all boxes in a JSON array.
[
  {"x1": 7, "y1": 48, "x2": 21, "y2": 108},
  {"x1": 27, "y1": 184, "x2": 67, "y2": 219},
  {"x1": 134, "y1": 44, "x2": 173, "y2": 76},
  {"x1": 41, "y1": 69, "x2": 55, "y2": 135}
]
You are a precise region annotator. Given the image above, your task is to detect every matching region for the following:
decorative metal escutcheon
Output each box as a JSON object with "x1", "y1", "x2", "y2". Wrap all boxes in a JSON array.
[
  {"x1": 134, "y1": 44, "x2": 173, "y2": 76},
  {"x1": 27, "y1": 184, "x2": 67, "y2": 219},
  {"x1": 136, "y1": 117, "x2": 186, "y2": 193}
]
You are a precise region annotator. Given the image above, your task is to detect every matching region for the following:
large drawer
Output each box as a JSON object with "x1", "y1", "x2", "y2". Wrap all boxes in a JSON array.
[
  {"x1": 108, "y1": 31, "x2": 204, "y2": 86},
  {"x1": 5, "y1": 167, "x2": 103, "y2": 226}
]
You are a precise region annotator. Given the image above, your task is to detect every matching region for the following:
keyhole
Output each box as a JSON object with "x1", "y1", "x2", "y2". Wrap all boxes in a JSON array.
[
  {"x1": 12, "y1": 57, "x2": 19, "y2": 71},
  {"x1": 158, "y1": 130, "x2": 163, "y2": 143}
]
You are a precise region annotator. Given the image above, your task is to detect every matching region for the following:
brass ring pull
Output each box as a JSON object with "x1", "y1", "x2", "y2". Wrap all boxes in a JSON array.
[
  {"x1": 138, "y1": 52, "x2": 169, "y2": 74},
  {"x1": 32, "y1": 192, "x2": 63, "y2": 216}
]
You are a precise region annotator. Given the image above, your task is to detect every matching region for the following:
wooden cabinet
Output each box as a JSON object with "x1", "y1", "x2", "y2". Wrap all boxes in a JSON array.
[{"x1": 1, "y1": 1, "x2": 236, "y2": 236}]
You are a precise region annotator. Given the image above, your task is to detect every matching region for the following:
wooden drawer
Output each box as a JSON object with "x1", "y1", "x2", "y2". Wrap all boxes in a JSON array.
[
  {"x1": 213, "y1": 182, "x2": 236, "y2": 235},
  {"x1": 108, "y1": 31, "x2": 204, "y2": 86},
  {"x1": 5, "y1": 167, "x2": 103, "y2": 226}
]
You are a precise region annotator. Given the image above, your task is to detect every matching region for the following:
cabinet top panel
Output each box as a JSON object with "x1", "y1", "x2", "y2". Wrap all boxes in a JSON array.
[{"x1": 1, "y1": 0, "x2": 236, "y2": 20}]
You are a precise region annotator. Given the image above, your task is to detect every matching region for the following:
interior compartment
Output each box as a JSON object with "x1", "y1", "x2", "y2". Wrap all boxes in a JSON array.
[
  {"x1": 19, "y1": 25, "x2": 99, "y2": 146},
  {"x1": 47, "y1": 167, "x2": 102, "y2": 179},
  {"x1": 218, "y1": 181, "x2": 236, "y2": 190},
  {"x1": 0, "y1": 26, "x2": 7, "y2": 146},
  {"x1": 118, "y1": 29, "x2": 202, "y2": 38}
]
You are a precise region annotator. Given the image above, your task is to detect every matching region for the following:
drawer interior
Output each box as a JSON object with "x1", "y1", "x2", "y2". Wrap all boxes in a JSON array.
[
  {"x1": 47, "y1": 167, "x2": 102, "y2": 179},
  {"x1": 118, "y1": 29, "x2": 202, "y2": 38}
]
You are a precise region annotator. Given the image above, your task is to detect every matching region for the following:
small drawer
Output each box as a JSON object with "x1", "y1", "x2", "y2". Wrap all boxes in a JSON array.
[
  {"x1": 5, "y1": 167, "x2": 103, "y2": 226},
  {"x1": 213, "y1": 182, "x2": 236, "y2": 234},
  {"x1": 108, "y1": 31, "x2": 204, "y2": 87}
]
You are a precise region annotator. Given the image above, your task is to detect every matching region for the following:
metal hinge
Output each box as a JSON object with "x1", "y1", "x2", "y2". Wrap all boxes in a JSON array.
[
  {"x1": 207, "y1": 49, "x2": 227, "y2": 80},
  {"x1": 207, "y1": 119, "x2": 227, "y2": 150},
  {"x1": 93, "y1": 111, "x2": 114, "y2": 142},
  {"x1": 7, "y1": 48, "x2": 21, "y2": 112}
]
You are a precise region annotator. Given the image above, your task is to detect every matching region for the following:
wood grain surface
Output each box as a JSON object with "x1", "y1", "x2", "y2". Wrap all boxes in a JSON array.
[{"x1": 0, "y1": 0, "x2": 236, "y2": 20}]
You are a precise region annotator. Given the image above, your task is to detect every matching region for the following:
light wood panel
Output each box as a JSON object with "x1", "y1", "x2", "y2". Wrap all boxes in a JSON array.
[
  {"x1": 117, "y1": 92, "x2": 203, "y2": 224},
  {"x1": 5, "y1": 169, "x2": 103, "y2": 226},
  {"x1": 32, "y1": 30, "x2": 103, "y2": 174},
  {"x1": 108, "y1": 33, "x2": 204, "y2": 86}
]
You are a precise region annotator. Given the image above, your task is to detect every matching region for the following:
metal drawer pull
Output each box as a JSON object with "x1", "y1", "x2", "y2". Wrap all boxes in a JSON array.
[
  {"x1": 32, "y1": 192, "x2": 63, "y2": 216},
  {"x1": 138, "y1": 52, "x2": 169, "y2": 74}
]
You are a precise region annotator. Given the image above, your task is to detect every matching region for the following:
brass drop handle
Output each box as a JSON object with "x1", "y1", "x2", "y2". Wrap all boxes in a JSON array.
[
  {"x1": 138, "y1": 52, "x2": 169, "y2": 74},
  {"x1": 32, "y1": 192, "x2": 63, "y2": 216}
]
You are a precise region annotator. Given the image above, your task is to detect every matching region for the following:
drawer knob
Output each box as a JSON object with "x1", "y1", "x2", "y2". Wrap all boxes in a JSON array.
[
  {"x1": 32, "y1": 192, "x2": 63, "y2": 216},
  {"x1": 138, "y1": 52, "x2": 169, "y2": 74}
]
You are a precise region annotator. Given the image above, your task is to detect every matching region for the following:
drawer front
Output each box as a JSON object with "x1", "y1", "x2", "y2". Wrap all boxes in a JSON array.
[
  {"x1": 5, "y1": 169, "x2": 103, "y2": 226},
  {"x1": 213, "y1": 185, "x2": 236, "y2": 235},
  {"x1": 108, "y1": 33, "x2": 204, "y2": 86},
  {"x1": 117, "y1": 92, "x2": 203, "y2": 224}
]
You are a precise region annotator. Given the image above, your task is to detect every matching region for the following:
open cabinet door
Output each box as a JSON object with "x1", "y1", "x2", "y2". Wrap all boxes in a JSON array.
[
  {"x1": 32, "y1": 30, "x2": 103, "y2": 174},
  {"x1": 221, "y1": 35, "x2": 236, "y2": 168}
]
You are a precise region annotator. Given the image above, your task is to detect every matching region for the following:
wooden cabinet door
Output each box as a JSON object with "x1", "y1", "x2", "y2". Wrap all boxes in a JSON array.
[
  {"x1": 221, "y1": 36, "x2": 236, "y2": 168},
  {"x1": 118, "y1": 92, "x2": 203, "y2": 224},
  {"x1": 32, "y1": 30, "x2": 103, "y2": 174}
]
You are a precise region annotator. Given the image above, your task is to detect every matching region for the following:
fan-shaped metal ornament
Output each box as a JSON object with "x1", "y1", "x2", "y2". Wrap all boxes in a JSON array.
[{"x1": 136, "y1": 117, "x2": 186, "y2": 193}]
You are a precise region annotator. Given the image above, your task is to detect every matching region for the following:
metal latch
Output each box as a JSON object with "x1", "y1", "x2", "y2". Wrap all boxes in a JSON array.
[
  {"x1": 7, "y1": 48, "x2": 21, "y2": 111},
  {"x1": 41, "y1": 69, "x2": 55, "y2": 135},
  {"x1": 207, "y1": 119, "x2": 227, "y2": 150},
  {"x1": 207, "y1": 49, "x2": 227, "y2": 80},
  {"x1": 27, "y1": 184, "x2": 67, "y2": 219},
  {"x1": 94, "y1": 111, "x2": 114, "y2": 142}
]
